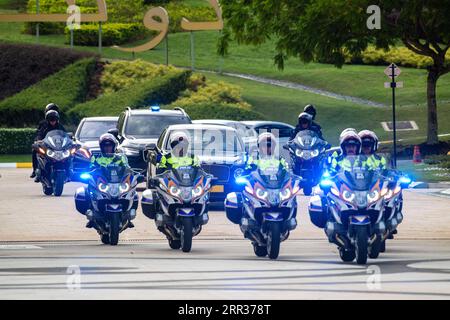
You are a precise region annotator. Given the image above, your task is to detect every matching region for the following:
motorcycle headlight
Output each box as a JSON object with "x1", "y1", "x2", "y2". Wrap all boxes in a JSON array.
[
  {"x1": 192, "y1": 185, "x2": 203, "y2": 198},
  {"x1": 295, "y1": 149, "x2": 304, "y2": 157},
  {"x1": 63, "y1": 150, "x2": 71, "y2": 158},
  {"x1": 255, "y1": 188, "x2": 268, "y2": 200},
  {"x1": 367, "y1": 190, "x2": 380, "y2": 203},
  {"x1": 169, "y1": 186, "x2": 181, "y2": 197},
  {"x1": 98, "y1": 183, "x2": 109, "y2": 193},
  {"x1": 47, "y1": 150, "x2": 55, "y2": 157},
  {"x1": 331, "y1": 187, "x2": 340, "y2": 196},
  {"x1": 280, "y1": 188, "x2": 292, "y2": 201},
  {"x1": 311, "y1": 149, "x2": 319, "y2": 157},
  {"x1": 342, "y1": 190, "x2": 355, "y2": 203},
  {"x1": 119, "y1": 182, "x2": 130, "y2": 194}
]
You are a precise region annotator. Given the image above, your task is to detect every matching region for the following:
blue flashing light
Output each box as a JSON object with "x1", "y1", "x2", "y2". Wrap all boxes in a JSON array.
[
  {"x1": 151, "y1": 105, "x2": 160, "y2": 112},
  {"x1": 236, "y1": 176, "x2": 248, "y2": 185},
  {"x1": 399, "y1": 176, "x2": 412, "y2": 185},
  {"x1": 80, "y1": 173, "x2": 91, "y2": 180},
  {"x1": 322, "y1": 170, "x2": 331, "y2": 178},
  {"x1": 319, "y1": 178, "x2": 333, "y2": 188}
]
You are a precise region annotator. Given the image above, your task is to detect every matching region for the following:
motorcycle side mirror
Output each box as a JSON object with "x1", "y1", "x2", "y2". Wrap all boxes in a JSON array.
[{"x1": 108, "y1": 128, "x2": 120, "y2": 139}]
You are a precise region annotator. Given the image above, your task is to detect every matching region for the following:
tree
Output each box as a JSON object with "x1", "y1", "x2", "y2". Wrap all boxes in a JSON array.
[{"x1": 218, "y1": 0, "x2": 450, "y2": 145}]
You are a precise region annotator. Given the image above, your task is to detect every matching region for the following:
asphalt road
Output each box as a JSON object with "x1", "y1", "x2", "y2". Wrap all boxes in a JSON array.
[{"x1": 1, "y1": 168, "x2": 450, "y2": 299}]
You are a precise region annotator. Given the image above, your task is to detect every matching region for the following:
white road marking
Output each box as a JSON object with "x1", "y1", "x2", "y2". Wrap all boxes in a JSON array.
[{"x1": 0, "y1": 245, "x2": 42, "y2": 250}]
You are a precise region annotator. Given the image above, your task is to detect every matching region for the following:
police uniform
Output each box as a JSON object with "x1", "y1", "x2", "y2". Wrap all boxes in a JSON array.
[
  {"x1": 158, "y1": 153, "x2": 200, "y2": 170},
  {"x1": 366, "y1": 154, "x2": 387, "y2": 170},
  {"x1": 90, "y1": 153, "x2": 129, "y2": 169},
  {"x1": 246, "y1": 156, "x2": 289, "y2": 171}
]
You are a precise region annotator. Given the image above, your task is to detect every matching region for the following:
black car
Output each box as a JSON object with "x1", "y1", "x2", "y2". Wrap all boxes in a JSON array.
[
  {"x1": 115, "y1": 107, "x2": 192, "y2": 172},
  {"x1": 146, "y1": 124, "x2": 248, "y2": 202},
  {"x1": 72, "y1": 116, "x2": 119, "y2": 180}
]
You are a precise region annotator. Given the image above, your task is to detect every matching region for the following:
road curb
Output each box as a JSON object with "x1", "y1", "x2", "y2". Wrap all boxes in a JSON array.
[{"x1": 0, "y1": 163, "x2": 32, "y2": 168}]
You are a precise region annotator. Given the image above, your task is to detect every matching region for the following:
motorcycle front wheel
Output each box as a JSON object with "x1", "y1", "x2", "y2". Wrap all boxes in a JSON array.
[
  {"x1": 267, "y1": 222, "x2": 281, "y2": 259},
  {"x1": 369, "y1": 236, "x2": 382, "y2": 259},
  {"x1": 43, "y1": 184, "x2": 53, "y2": 196},
  {"x1": 109, "y1": 213, "x2": 120, "y2": 246},
  {"x1": 354, "y1": 225, "x2": 368, "y2": 264},
  {"x1": 180, "y1": 217, "x2": 193, "y2": 253},
  {"x1": 53, "y1": 171, "x2": 65, "y2": 196}
]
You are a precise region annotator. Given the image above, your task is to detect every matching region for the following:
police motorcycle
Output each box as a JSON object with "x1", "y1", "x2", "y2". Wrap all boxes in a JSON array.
[
  {"x1": 141, "y1": 166, "x2": 213, "y2": 252},
  {"x1": 74, "y1": 164, "x2": 143, "y2": 245},
  {"x1": 380, "y1": 171, "x2": 411, "y2": 252},
  {"x1": 284, "y1": 130, "x2": 329, "y2": 196},
  {"x1": 225, "y1": 164, "x2": 301, "y2": 259},
  {"x1": 309, "y1": 155, "x2": 389, "y2": 264},
  {"x1": 32, "y1": 130, "x2": 79, "y2": 196}
]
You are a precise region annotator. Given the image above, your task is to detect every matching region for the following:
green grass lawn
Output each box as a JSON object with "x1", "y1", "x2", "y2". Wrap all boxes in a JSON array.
[
  {"x1": 397, "y1": 161, "x2": 450, "y2": 183},
  {"x1": 0, "y1": 154, "x2": 31, "y2": 163}
]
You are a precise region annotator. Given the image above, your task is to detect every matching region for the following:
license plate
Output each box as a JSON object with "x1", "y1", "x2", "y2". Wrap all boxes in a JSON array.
[{"x1": 211, "y1": 185, "x2": 224, "y2": 193}]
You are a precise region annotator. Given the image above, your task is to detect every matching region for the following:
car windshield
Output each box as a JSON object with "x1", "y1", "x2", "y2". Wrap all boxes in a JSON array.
[
  {"x1": 165, "y1": 128, "x2": 244, "y2": 155},
  {"x1": 256, "y1": 125, "x2": 293, "y2": 138},
  {"x1": 125, "y1": 115, "x2": 190, "y2": 139},
  {"x1": 78, "y1": 121, "x2": 117, "y2": 142}
]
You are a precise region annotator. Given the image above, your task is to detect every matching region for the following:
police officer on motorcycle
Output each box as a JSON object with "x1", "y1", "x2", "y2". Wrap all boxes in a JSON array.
[
  {"x1": 291, "y1": 106, "x2": 324, "y2": 140},
  {"x1": 158, "y1": 132, "x2": 200, "y2": 172},
  {"x1": 358, "y1": 130, "x2": 387, "y2": 170},
  {"x1": 246, "y1": 133, "x2": 289, "y2": 172},
  {"x1": 330, "y1": 129, "x2": 362, "y2": 172}
]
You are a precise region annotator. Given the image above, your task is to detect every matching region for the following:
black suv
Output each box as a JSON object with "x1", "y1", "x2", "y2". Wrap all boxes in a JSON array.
[{"x1": 114, "y1": 107, "x2": 192, "y2": 172}]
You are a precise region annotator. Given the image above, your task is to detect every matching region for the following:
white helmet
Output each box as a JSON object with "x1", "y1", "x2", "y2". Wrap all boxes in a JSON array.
[
  {"x1": 359, "y1": 130, "x2": 379, "y2": 153},
  {"x1": 339, "y1": 128, "x2": 357, "y2": 140},
  {"x1": 339, "y1": 130, "x2": 361, "y2": 156},
  {"x1": 99, "y1": 133, "x2": 118, "y2": 157},
  {"x1": 170, "y1": 131, "x2": 190, "y2": 157},
  {"x1": 258, "y1": 132, "x2": 277, "y2": 156}
]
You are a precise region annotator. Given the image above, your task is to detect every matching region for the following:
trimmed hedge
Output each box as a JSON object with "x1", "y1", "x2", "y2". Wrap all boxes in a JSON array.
[
  {"x1": 171, "y1": 103, "x2": 265, "y2": 121},
  {"x1": 0, "y1": 128, "x2": 35, "y2": 154},
  {"x1": 0, "y1": 42, "x2": 95, "y2": 100},
  {"x1": 0, "y1": 58, "x2": 98, "y2": 127},
  {"x1": 64, "y1": 23, "x2": 149, "y2": 46},
  {"x1": 165, "y1": 2, "x2": 217, "y2": 33},
  {"x1": 68, "y1": 70, "x2": 191, "y2": 122}
]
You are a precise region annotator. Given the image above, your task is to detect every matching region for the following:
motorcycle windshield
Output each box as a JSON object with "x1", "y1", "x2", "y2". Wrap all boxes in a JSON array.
[
  {"x1": 43, "y1": 130, "x2": 72, "y2": 151},
  {"x1": 338, "y1": 155, "x2": 375, "y2": 191},
  {"x1": 171, "y1": 166, "x2": 200, "y2": 187},
  {"x1": 97, "y1": 164, "x2": 128, "y2": 183},
  {"x1": 294, "y1": 130, "x2": 323, "y2": 150},
  {"x1": 255, "y1": 165, "x2": 289, "y2": 189}
]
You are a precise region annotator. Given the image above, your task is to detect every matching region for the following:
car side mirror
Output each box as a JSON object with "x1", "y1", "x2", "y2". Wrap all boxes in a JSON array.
[{"x1": 108, "y1": 128, "x2": 120, "y2": 139}]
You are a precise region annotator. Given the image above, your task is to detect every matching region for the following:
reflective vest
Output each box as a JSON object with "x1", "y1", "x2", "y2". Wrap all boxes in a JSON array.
[
  {"x1": 366, "y1": 154, "x2": 387, "y2": 170},
  {"x1": 90, "y1": 154, "x2": 128, "y2": 169},
  {"x1": 159, "y1": 154, "x2": 200, "y2": 170},
  {"x1": 246, "y1": 156, "x2": 289, "y2": 171}
]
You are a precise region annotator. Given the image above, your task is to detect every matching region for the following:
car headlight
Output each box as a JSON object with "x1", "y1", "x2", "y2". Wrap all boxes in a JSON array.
[
  {"x1": 295, "y1": 149, "x2": 303, "y2": 157},
  {"x1": 342, "y1": 190, "x2": 355, "y2": 203},
  {"x1": 255, "y1": 188, "x2": 268, "y2": 200},
  {"x1": 280, "y1": 188, "x2": 292, "y2": 201},
  {"x1": 367, "y1": 190, "x2": 380, "y2": 203},
  {"x1": 192, "y1": 185, "x2": 203, "y2": 197},
  {"x1": 98, "y1": 183, "x2": 109, "y2": 193},
  {"x1": 119, "y1": 182, "x2": 130, "y2": 194},
  {"x1": 123, "y1": 147, "x2": 140, "y2": 156},
  {"x1": 169, "y1": 186, "x2": 181, "y2": 197}
]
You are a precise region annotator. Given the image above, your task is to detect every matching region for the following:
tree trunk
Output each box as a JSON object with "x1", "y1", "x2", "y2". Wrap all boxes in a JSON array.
[{"x1": 426, "y1": 69, "x2": 440, "y2": 145}]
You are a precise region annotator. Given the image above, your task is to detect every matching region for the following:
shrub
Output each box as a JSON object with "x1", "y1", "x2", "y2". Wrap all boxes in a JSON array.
[
  {"x1": 165, "y1": 2, "x2": 217, "y2": 33},
  {"x1": 173, "y1": 79, "x2": 252, "y2": 110},
  {"x1": 24, "y1": 0, "x2": 145, "y2": 34},
  {"x1": 0, "y1": 41, "x2": 95, "y2": 100},
  {"x1": 0, "y1": 58, "x2": 98, "y2": 127},
  {"x1": 64, "y1": 23, "x2": 149, "y2": 46},
  {"x1": 0, "y1": 128, "x2": 35, "y2": 154},
  {"x1": 100, "y1": 59, "x2": 178, "y2": 94},
  {"x1": 169, "y1": 103, "x2": 264, "y2": 121},
  {"x1": 68, "y1": 70, "x2": 191, "y2": 122}
]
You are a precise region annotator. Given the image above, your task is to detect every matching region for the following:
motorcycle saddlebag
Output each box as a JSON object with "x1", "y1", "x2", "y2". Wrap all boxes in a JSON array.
[
  {"x1": 308, "y1": 195, "x2": 327, "y2": 228},
  {"x1": 224, "y1": 192, "x2": 243, "y2": 224},
  {"x1": 74, "y1": 187, "x2": 90, "y2": 215},
  {"x1": 141, "y1": 189, "x2": 158, "y2": 219}
]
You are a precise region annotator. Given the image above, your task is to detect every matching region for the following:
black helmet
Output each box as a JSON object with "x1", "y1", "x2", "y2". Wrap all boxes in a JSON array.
[
  {"x1": 99, "y1": 133, "x2": 118, "y2": 157},
  {"x1": 304, "y1": 104, "x2": 317, "y2": 120},
  {"x1": 45, "y1": 110, "x2": 60, "y2": 123},
  {"x1": 298, "y1": 112, "x2": 313, "y2": 127},
  {"x1": 45, "y1": 103, "x2": 60, "y2": 114}
]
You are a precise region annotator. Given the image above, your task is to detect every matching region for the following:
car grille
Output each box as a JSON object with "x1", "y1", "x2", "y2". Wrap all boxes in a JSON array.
[{"x1": 202, "y1": 165, "x2": 230, "y2": 183}]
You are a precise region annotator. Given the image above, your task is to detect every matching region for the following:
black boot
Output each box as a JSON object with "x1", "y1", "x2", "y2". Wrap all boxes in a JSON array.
[
  {"x1": 128, "y1": 221, "x2": 135, "y2": 229},
  {"x1": 86, "y1": 221, "x2": 95, "y2": 229},
  {"x1": 30, "y1": 171, "x2": 36, "y2": 178}
]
